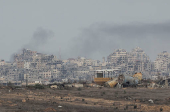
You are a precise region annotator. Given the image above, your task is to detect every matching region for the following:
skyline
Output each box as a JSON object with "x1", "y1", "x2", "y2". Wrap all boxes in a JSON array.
[
  {"x1": 5, "y1": 46, "x2": 170, "y2": 63},
  {"x1": 2, "y1": 24, "x2": 170, "y2": 62},
  {"x1": 1, "y1": 1, "x2": 170, "y2": 61}
]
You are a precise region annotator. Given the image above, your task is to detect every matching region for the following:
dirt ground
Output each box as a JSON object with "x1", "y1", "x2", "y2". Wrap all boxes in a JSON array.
[{"x1": 0, "y1": 87, "x2": 170, "y2": 112}]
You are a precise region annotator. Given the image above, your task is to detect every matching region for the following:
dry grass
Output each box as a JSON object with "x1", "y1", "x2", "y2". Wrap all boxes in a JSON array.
[{"x1": 0, "y1": 87, "x2": 170, "y2": 112}]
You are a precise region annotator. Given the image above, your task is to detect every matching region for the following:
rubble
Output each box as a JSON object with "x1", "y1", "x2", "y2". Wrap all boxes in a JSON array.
[
  {"x1": 0, "y1": 87, "x2": 170, "y2": 111},
  {"x1": 58, "y1": 105, "x2": 62, "y2": 107},
  {"x1": 148, "y1": 99, "x2": 154, "y2": 103},
  {"x1": 125, "y1": 96, "x2": 133, "y2": 100},
  {"x1": 22, "y1": 99, "x2": 26, "y2": 103}
]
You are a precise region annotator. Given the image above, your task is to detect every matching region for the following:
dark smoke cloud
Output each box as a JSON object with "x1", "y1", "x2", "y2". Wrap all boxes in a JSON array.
[
  {"x1": 25, "y1": 27, "x2": 54, "y2": 50},
  {"x1": 32, "y1": 27, "x2": 54, "y2": 45},
  {"x1": 69, "y1": 22, "x2": 170, "y2": 61},
  {"x1": 10, "y1": 27, "x2": 54, "y2": 62}
]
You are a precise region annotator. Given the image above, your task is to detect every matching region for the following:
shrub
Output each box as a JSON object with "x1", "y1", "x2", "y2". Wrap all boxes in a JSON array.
[
  {"x1": 134, "y1": 105, "x2": 137, "y2": 109},
  {"x1": 114, "y1": 107, "x2": 118, "y2": 109},
  {"x1": 115, "y1": 92, "x2": 118, "y2": 97},
  {"x1": 34, "y1": 84, "x2": 44, "y2": 89},
  {"x1": 7, "y1": 81, "x2": 13, "y2": 87},
  {"x1": 27, "y1": 85, "x2": 35, "y2": 89},
  {"x1": 77, "y1": 87, "x2": 82, "y2": 91},
  {"x1": 160, "y1": 107, "x2": 163, "y2": 111}
]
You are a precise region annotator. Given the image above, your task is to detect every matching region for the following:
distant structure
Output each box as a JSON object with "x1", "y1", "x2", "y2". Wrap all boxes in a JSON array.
[
  {"x1": 107, "y1": 47, "x2": 152, "y2": 74},
  {"x1": 154, "y1": 51, "x2": 170, "y2": 72},
  {"x1": 1, "y1": 47, "x2": 170, "y2": 86},
  {"x1": 107, "y1": 49, "x2": 127, "y2": 66}
]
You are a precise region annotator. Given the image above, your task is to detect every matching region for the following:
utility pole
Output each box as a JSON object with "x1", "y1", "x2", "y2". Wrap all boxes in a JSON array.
[{"x1": 59, "y1": 47, "x2": 61, "y2": 60}]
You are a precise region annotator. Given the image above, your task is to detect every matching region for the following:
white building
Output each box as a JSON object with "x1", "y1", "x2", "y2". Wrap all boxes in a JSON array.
[
  {"x1": 39, "y1": 71, "x2": 52, "y2": 78},
  {"x1": 107, "y1": 49, "x2": 128, "y2": 65},
  {"x1": 24, "y1": 62, "x2": 30, "y2": 69},
  {"x1": 128, "y1": 47, "x2": 150, "y2": 63},
  {"x1": 0, "y1": 60, "x2": 5, "y2": 66},
  {"x1": 154, "y1": 51, "x2": 170, "y2": 72}
]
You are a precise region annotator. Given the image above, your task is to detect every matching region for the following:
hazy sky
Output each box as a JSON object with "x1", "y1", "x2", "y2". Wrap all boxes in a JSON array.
[{"x1": 1, "y1": 0, "x2": 170, "y2": 61}]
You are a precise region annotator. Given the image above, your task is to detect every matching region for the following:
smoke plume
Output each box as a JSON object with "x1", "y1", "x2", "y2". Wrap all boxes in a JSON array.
[
  {"x1": 23, "y1": 27, "x2": 54, "y2": 52},
  {"x1": 10, "y1": 27, "x2": 54, "y2": 62},
  {"x1": 69, "y1": 22, "x2": 170, "y2": 61}
]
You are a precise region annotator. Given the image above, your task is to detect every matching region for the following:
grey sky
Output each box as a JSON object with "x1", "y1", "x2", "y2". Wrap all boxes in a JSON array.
[{"x1": 1, "y1": 1, "x2": 170, "y2": 61}]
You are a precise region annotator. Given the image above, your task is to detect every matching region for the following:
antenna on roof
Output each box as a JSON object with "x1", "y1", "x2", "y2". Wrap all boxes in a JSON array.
[{"x1": 59, "y1": 47, "x2": 61, "y2": 60}]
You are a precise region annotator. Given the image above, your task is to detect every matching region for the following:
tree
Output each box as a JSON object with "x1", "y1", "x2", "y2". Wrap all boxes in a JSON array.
[
  {"x1": 7, "y1": 81, "x2": 13, "y2": 87},
  {"x1": 34, "y1": 84, "x2": 44, "y2": 89}
]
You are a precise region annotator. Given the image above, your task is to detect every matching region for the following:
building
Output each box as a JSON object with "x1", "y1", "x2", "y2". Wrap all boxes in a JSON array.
[
  {"x1": 107, "y1": 49, "x2": 128, "y2": 66},
  {"x1": 17, "y1": 61, "x2": 25, "y2": 69},
  {"x1": 128, "y1": 47, "x2": 150, "y2": 63},
  {"x1": 39, "y1": 70, "x2": 52, "y2": 78},
  {"x1": 154, "y1": 51, "x2": 170, "y2": 72},
  {"x1": 0, "y1": 60, "x2": 5, "y2": 66}
]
